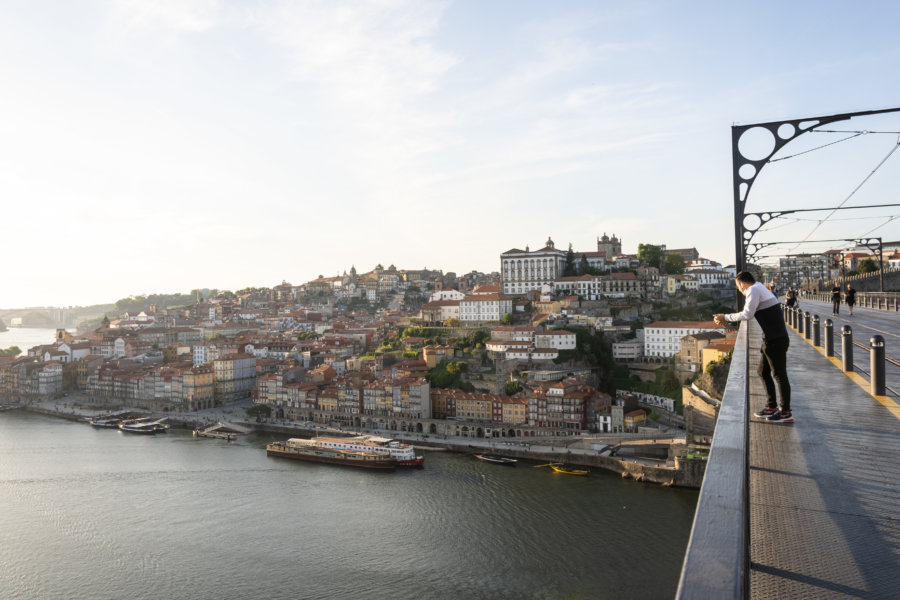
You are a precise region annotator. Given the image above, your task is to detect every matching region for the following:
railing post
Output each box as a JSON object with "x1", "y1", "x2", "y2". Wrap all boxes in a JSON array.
[
  {"x1": 825, "y1": 319, "x2": 834, "y2": 357},
  {"x1": 812, "y1": 315, "x2": 820, "y2": 347},
  {"x1": 804, "y1": 312, "x2": 811, "y2": 340},
  {"x1": 842, "y1": 326, "x2": 854, "y2": 372},
  {"x1": 870, "y1": 336, "x2": 885, "y2": 396},
  {"x1": 797, "y1": 309, "x2": 804, "y2": 335}
]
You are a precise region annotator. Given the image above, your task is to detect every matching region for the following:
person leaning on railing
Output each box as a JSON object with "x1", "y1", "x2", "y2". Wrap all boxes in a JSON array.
[{"x1": 714, "y1": 271, "x2": 793, "y2": 423}]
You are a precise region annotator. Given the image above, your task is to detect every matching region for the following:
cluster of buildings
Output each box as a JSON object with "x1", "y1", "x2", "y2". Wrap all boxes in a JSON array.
[
  {"x1": 769, "y1": 242, "x2": 900, "y2": 291},
  {"x1": 2, "y1": 235, "x2": 741, "y2": 436}
]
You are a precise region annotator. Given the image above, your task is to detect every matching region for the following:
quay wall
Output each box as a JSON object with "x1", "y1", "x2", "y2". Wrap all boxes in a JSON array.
[{"x1": 6, "y1": 399, "x2": 705, "y2": 489}]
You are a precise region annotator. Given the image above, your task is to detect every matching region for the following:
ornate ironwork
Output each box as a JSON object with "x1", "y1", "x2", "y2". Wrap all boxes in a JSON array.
[{"x1": 731, "y1": 107, "x2": 900, "y2": 271}]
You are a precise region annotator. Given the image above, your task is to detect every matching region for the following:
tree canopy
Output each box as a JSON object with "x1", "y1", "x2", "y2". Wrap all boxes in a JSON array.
[
  {"x1": 638, "y1": 244, "x2": 663, "y2": 268},
  {"x1": 664, "y1": 254, "x2": 685, "y2": 274},
  {"x1": 858, "y1": 258, "x2": 879, "y2": 274}
]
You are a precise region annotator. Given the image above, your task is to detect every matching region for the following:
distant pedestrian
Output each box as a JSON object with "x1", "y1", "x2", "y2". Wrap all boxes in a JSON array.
[
  {"x1": 845, "y1": 284, "x2": 856, "y2": 316},
  {"x1": 714, "y1": 271, "x2": 793, "y2": 423},
  {"x1": 786, "y1": 286, "x2": 797, "y2": 308},
  {"x1": 831, "y1": 285, "x2": 841, "y2": 315}
]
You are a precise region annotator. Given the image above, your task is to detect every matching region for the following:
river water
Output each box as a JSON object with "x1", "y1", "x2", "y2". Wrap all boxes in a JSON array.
[
  {"x1": 0, "y1": 411, "x2": 697, "y2": 600},
  {"x1": 0, "y1": 327, "x2": 60, "y2": 355}
]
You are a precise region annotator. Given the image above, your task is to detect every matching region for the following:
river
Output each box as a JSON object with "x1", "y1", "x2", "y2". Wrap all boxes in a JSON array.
[
  {"x1": 0, "y1": 411, "x2": 697, "y2": 599},
  {"x1": 0, "y1": 327, "x2": 61, "y2": 355}
]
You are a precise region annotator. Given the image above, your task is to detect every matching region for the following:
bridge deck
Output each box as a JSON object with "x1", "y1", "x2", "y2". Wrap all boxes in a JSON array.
[{"x1": 749, "y1": 322, "x2": 900, "y2": 599}]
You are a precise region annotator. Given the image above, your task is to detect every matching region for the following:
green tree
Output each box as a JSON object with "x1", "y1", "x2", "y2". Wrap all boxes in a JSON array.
[
  {"x1": 664, "y1": 254, "x2": 685, "y2": 274},
  {"x1": 505, "y1": 380, "x2": 522, "y2": 395},
  {"x1": 0, "y1": 346, "x2": 22, "y2": 356},
  {"x1": 246, "y1": 404, "x2": 272, "y2": 418},
  {"x1": 637, "y1": 244, "x2": 663, "y2": 268},
  {"x1": 502, "y1": 313, "x2": 513, "y2": 325},
  {"x1": 563, "y1": 244, "x2": 576, "y2": 276},
  {"x1": 579, "y1": 253, "x2": 590, "y2": 275},
  {"x1": 858, "y1": 258, "x2": 878, "y2": 274}
]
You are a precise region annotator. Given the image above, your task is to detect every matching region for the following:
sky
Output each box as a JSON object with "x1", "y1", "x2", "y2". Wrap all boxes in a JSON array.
[{"x1": 2, "y1": 0, "x2": 899, "y2": 308}]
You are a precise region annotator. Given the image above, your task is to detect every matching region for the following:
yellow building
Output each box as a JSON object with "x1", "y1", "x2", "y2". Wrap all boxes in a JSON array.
[
  {"x1": 500, "y1": 397, "x2": 527, "y2": 425},
  {"x1": 701, "y1": 339, "x2": 736, "y2": 373}
]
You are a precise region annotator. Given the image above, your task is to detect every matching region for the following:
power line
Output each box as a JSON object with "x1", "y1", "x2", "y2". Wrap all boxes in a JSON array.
[
  {"x1": 770, "y1": 132, "x2": 864, "y2": 162},
  {"x1": 788, "y1": 136, "x2": 900, "y2": 253}
]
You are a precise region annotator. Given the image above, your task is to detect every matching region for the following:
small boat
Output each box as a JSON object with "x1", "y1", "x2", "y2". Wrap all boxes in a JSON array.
[
  {"x1": 89, "y1": 417, "x2": 122, "y2": 428},
  {"x1": 550, "y1": 464, "x2": 589, "y2": 476},
  {"x1": 119, "y1": 421, "x2": 158, "y2": 434},
  {"x1": 474, "y1": 453, "x2": 518, "y2": 466}
]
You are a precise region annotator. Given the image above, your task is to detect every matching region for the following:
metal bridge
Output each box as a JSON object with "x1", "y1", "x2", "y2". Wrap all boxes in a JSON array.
[{"x1": 676, "y1": 300, "x2": 900, "y2": 598}]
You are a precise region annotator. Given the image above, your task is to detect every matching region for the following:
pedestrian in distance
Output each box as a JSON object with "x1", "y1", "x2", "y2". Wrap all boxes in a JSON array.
[
  {"x1": 831, "y1": 285, "x2": 841, "y2": 315},
  {"x1": 785, "y1": 286, "x2": 797, "y2": 308},
  {"x1": 714, "y1": 271, "x2": 793, "y2": 423},
  {"x1": 845, "y1": 284, "x2": 856, "y2": 316}
]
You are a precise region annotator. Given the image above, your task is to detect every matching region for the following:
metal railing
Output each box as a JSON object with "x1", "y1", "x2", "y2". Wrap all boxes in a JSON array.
[{"x1": 676, "y1": 321, "x2": 750, "y2": 599}]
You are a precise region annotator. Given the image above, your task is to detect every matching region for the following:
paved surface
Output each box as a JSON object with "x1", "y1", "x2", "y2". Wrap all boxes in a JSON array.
[
  {"x1": 748, "y1": 321, "x2": 900, "y2": 599},
  {"x1": 791, "y1": 297, "x2": 900, "y2": 397}
]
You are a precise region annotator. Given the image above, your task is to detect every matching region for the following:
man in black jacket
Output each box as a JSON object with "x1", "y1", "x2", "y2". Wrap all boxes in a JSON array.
[{"x1": 714, "y1": 271, "x2": 793, "y2": 423}]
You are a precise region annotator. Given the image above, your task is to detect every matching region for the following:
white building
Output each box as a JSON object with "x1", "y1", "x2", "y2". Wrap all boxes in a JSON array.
[
  {"x1": 501, "y1": 238, "x2": 567, "y2": 296},
  {"x1": 429, "y1": 289, "x2": 466, "y2": 302},
  {"x1": 612, "y1": 339, "x2": 644, "y2": 362},
  {"x1": 534, "y1": 330, "x2": 576, "y2": 351},
  {"x1": 644, "y1": 320, "x2": 725, "y2": 359},
  {"x1": 459, "y1": 294, "x2": 513, "y2": 323}
]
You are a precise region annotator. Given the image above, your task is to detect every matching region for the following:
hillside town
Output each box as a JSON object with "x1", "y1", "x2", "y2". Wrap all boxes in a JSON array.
[{"x1": 5, "y1": 235, "x2": 890, "y2": 441}]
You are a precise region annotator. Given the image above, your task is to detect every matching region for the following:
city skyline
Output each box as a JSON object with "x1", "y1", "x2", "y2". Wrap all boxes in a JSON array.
[{"x1": 3, "y1": 0, "x2": 900, "y2": 308}]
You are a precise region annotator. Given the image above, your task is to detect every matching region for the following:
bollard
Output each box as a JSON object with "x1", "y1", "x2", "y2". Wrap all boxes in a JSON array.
[
  {"x1": 804, "y1": 311, "x2": 811, "y2": 340},
  {"x1": 812, "y1": 315, "x2": 820, "y2": 346},
  {"x1": 825, "y1": 319, "x2": 834, "y2": 356},
  {"x1": 841, "y1": 326, "x2": 853, "y2": 372},
  {"x1": 870, "y1": 336, "x2": 885, "y2": 396},
  {"x1": 796, "y1": 309, "x2": 802, "y2": 334}
]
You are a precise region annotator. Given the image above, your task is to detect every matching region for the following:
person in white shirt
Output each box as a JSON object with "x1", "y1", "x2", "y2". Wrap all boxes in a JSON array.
[{"x1": 714, "y1": 271, "x2": 793, "y2": 423}]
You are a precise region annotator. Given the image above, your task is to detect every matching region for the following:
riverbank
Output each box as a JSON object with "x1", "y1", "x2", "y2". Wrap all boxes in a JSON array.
[{"x1": 6, "y1": 393, "x2": 705, "y2": 488}]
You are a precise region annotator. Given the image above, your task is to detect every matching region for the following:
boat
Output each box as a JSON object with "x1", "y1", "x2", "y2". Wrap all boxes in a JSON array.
[
  {"x1": 118, "y1": 417, "x2": 168, "y2": 435},
  {"x1": 266, "y1": 438, "x2": 397, "y2": 470},
  {"x1": 89, "y1": 417, "x2": 122, "y2": 428},
  {"x1": 550, "y1": 464, "x2": 589, "y2": 476},
  {"x1": 474, "y1": 453, "x2": 518, "y2": 466},
  {"x1": 312, "y1": 435, "x2": 424, "y2": 468},
  {"x1": 118, "y1": 421, "x2": 158, "y2": 434}
]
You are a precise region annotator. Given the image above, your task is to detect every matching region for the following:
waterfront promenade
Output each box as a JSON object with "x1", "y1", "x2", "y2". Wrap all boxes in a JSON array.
[{"x1": 679, "y1": 305, "x2": 900, "y2": 599}]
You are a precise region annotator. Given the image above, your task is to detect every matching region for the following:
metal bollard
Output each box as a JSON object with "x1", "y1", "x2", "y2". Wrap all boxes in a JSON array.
[
  {"x1": 825, "y1": 319, "x2": 834, "y2": 356},
  {"x1": 812, "y1": 315, "x2": 820, "y2": 346},
  {"x1": 841, "y1": 326, "x2": 853, "y2": 372},
  {"x1": 804, "y1": 312, "x2": 811, "y2": 340},
  {"x1": 870, "y1": 336, "x2": 885, "y2": 396}
]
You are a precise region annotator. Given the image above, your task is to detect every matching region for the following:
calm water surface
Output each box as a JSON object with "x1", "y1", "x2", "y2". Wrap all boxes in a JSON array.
[
  {"x1": 0, "y1": 328, "x2": 60, "y2": 354},
  {"x1": 0, "y1": 412, "x2": 697, "y2": 600}
]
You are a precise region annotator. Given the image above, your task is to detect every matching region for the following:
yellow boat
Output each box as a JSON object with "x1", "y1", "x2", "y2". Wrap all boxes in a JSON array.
[{"x1": 550, "y1": 464, "x2": 589, "y2": 476}]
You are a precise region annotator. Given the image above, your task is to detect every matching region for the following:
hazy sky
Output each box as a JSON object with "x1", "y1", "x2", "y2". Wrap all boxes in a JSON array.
[{"x1": 3, "y1": 0, "x2": 899, "y2": 308}]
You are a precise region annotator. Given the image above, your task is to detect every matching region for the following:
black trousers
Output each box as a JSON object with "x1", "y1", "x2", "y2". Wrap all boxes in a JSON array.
[{"x1": 758, "y1": 336, "x2": 791, "y2": 411}]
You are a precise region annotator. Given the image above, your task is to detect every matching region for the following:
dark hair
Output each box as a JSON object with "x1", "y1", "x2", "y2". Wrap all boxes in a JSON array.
[{"x1": 735, "y1": 271, "x2": 756, "y2": 284}]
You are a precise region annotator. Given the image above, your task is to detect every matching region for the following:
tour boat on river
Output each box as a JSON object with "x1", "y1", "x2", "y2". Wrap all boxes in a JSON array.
[
  {"x1": 266, "y1": 438, "x2": 397, "y2": 470},
  {"x1": 311, "y1": 435, "x2": 424, "y2": 468}
]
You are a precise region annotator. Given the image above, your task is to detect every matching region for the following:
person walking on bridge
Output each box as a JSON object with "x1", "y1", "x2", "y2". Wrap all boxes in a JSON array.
[
  {"x1": 714, "y1": 271, "x2": 793, "y2": 423},
  {"x1": 845, "y1": 284, "x2": 856, "y2": 316},
  {"x1": 831, "y1": 284, "x2": 841, "y2": 315}
]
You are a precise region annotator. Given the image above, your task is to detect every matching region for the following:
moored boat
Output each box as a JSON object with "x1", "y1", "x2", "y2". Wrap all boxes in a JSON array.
[
  {"x1": 267, "y1": 438, "x2": 397, "y2": 470},
  {"x1": 89, "y1": 417, "x2": 122, "y2": 428},
  {"x1": 474, "y1": 453, "x2": 518, "y2": 466},
  {"x1": 550, "y1": 464, "x2": 589, "y2": 476},
  {"x1": 313, "y1": 435, "x2": 424, "y2": 468}
]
